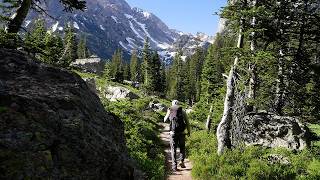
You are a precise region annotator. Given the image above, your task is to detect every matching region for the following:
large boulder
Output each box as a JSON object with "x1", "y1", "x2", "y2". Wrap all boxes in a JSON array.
[
  {"x1": 71, "y1": 55, "x2": 105, "y2": 75},
  {"x1": 0, "y1": 49, "x2": 143, "y2": 179},
  {"x1": 229, "y1": 90, "x2": 310, "y2": 151},
  {"x1": 230, "y1": 112, "x2": 310, "y2": 150},
  {"x1": 105, "y1": 86, "x2": 139, "y2": 101}
]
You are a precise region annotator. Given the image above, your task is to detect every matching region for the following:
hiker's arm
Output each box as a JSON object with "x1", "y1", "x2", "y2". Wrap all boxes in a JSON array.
[
  {"x1": 184, "y1": 111, "x2": 191, "y2": 136},
  {"x1": 164, "y1": 109, "x2": 170, "y2": 122}
]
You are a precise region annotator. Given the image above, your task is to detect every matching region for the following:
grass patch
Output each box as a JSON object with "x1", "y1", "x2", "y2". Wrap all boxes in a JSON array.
[
  {"x1": 309, "y1": 124, "x2": 320, "y2": 148},
  {"x1": 187, "y1": 131, "x2": 320, "y2": 180}
]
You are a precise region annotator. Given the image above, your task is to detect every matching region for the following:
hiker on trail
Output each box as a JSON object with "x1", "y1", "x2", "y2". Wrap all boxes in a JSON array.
[{"x1": 164, "y1": 100, "x2": 191, "y2": 171}]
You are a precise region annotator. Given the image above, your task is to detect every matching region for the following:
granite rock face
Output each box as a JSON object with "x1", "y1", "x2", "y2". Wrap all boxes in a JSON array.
[
  {"x1": 231, "y1": 113, "x2": 310, "y2": 150},
  {"x1": 229, "y1": 90, "x2": 310, "y2": 151},
  {"x1": 0, "y1": 49, "x2": 143, "y2": 180},
  {"x1": 104, "y1": 86, "x2": 139, "y2": 101}
]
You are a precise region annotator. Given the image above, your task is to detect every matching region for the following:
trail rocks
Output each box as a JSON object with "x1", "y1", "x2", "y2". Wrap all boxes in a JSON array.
[
  {"x1": 230, "y1": 112, "x2": 310, "y2": 151},
  {"x1": 0, "y1": 49, "x2": 143, "y2": 180},
  {"x1": 105, "y1": 86, "x2": 139, "y2": 101},
  {"x1": 149, "y1": 101, "x2": 167, "y2": 112}
]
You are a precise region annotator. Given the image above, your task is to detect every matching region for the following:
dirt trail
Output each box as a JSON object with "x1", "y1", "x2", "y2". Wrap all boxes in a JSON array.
[{"x1": 159, "y1": 123, "x2": 192, "y2": 180}]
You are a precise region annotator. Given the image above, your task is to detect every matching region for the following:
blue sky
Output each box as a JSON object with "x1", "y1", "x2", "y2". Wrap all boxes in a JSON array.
[{"x1": 125, "y1": 0, "x2": 227, "y2": 36}]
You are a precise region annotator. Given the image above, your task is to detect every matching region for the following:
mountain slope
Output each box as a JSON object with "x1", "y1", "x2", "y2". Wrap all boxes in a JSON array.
[{"x1": 25, "y1": 0, "x2": 213, "y2": 62}]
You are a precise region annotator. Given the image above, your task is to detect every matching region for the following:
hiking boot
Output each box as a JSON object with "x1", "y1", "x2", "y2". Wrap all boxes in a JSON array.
[
  {"x1": 180, "y1": 162, "x2": 186, "y2": 168},
  {"x1": 172, "y1": 166, "x2": 177, "y2": 172}
]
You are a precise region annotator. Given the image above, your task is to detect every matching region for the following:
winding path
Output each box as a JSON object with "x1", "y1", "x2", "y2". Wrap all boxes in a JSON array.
[{"x1": 159, "y1": 123, "x2": 193, "y2": 180}]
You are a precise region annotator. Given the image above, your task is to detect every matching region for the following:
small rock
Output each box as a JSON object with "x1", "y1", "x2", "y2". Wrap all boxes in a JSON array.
[{"x1": 265, "y1": 154, "x2": 291, "y2": 165}]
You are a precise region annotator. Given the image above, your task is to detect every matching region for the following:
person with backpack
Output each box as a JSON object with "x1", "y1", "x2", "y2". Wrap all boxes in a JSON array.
[{"x1": 164, "y1": 100, "x2": 191, "y2": 171}]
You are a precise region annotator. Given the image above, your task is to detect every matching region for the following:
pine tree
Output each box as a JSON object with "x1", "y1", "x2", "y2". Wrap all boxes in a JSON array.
[
  {"x1": 102, "y1": 61, "x2": 112, "y2": 81},
  {"x1": 201, "y1": 33, "x2": 225, "y2": 104},
  {"x1": 159, "y1": 62, "x2": 167, "y2": 96},
  {"x1": 41, "y1": 32, "x2": 63, "y2": 65},
  {"x1": 24, "y1": 19, "x2": 46, "y2": 56},
  {"x1": 142, "y1": 38, "x2": 153, "y2": 94},
  {"x1": 130, "y1": 50, "x2": 140, "y2": 83},
  {"x1": 110, "y1": 49, "x2": 124, "y2": 83},
  {"x1": 167, "y1": 52, "x2": 184, "y2": 100},
  {"x1": 188, "y1": 47, "x2": 205, "y2": 104},
  {"x1": 123, "y1": 63, "x2": 130, "y2": 81},
  {"x1": 61, "y1": 23, "x2": 77, "y2": 67},
  {"x1": 77, "y1": 35, "x2": 89, "y2": 59}
]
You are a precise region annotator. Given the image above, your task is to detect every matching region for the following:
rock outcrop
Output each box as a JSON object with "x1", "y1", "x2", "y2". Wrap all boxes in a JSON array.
[
  {"x1": 71, "y1": 56, "x2": 105, "y2": 75},
  {"x1": 0, "y1": 49, "x2": 143, "y2": 180},
  {"x1": 104, "y1": 86, "x2": 139, "y2": 101},
  {"x1": 229, "y1": 89, "x2": 310, "y2": 151},
  {"x1": 230, "y1": 113, "x2": 310, "y2": 150}
]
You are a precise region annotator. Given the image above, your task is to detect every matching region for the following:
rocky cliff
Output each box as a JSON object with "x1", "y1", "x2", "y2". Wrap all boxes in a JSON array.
[{"x1": 0, "y1": 49, "x2": 143, "y2": 179}]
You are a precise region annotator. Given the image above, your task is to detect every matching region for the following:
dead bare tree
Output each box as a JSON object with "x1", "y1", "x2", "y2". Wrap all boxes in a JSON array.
[
  {"x1": 217, "y1": 16, "x2": 245, "y2": 155},
  {"x1": 206, "y1": 105, "x2": 213, "y2": 132}
]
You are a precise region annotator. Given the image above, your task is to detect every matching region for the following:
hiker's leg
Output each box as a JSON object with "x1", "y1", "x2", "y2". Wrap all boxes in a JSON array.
[
  {"x1": 179, "y1": 134, "x2": 186, "y2": 163},
  {"x1": 170, "y1": 135, "x2": 177, "y2": 169}
]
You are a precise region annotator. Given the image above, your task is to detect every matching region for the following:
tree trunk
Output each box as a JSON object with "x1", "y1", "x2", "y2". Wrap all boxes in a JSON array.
[
  {"x1": 206, "y1": 105, "x2": 213, "y2": 132},
  {"x1": 217, "y1": 18, "x2": 244, "y2": 155},
  {"x1": 275, "y1": 49, "x2": 285, "y2": 115},
  {"x1": 247, "y1": 0, "x2": 257, "y2": 112},
  {"x1": 7, "y1": 0, "x2": 32, "y2": 33}
]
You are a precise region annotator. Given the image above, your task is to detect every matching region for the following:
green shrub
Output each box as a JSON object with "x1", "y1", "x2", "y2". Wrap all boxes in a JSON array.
[
  {"x1": 188, "y1": 130, "x2": 320, "y2": 180},
  {"x1": 105, "y1": 98, "x2": 164, "y2": 180},
  {"x1": 306, "y1": 159, "x2": 320, "y2": 179},
  {"x1": 0, "y1": 29, "x2": 21, "y2": 49}
]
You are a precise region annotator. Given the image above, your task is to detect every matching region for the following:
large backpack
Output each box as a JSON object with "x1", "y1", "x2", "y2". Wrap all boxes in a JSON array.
[{"x1": 169, "y1": 107, "x2": 186, "y2": 134}]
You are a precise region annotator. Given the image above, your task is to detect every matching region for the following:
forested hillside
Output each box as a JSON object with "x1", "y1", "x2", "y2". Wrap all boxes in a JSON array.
[{"x1": 1, "y1": 0, "x2": 320, "y2": 179}]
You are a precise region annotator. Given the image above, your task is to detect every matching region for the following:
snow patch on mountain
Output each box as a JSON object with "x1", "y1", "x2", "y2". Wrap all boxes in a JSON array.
[
  {"x1": 111, "y1": 16, "x2": 119, "y2": 23},
  {"x1": 129, "y1": 21, "x2": 144, "y2": 40},
  {"x1": 133, "y1": 19, "x2": 157, "y2": 44},
  {"x1": 143, "y1": 12, "x2": 151, "y2": 18},
  {"x1": 133, "y1": 7, "x2": 152, "y2": 19},
  {"x1": 119, "y1": 41, "x2": 128, "y2": 50},
  {"x1": 125, "y1": 14, "x2": 134, "y2": 19},
  {"x1": 157, "y1": 43, "x2": 171, "y2": 49},
  {"x1": 100, "y1": 25, "x2": 105, "y2": 30},
  {"x1": 25, "y1": 20, "x2": 31, "y2": 27},
  {"x1": 52, "y1": 21, "x2": 59, "y2": 32},
  {"x1": 126, "y1": 37, "x2": 137, "y2": 49},
  {"x1": 73, "y1": 22, "x2": 79, "y2": 29}
]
